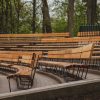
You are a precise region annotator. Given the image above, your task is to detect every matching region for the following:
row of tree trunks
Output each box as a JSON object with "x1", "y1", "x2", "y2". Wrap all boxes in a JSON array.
[
  {"x1": 67, "y1": 0, "x2": 97, "y2": 35},
  {"x1": 0, "y1": 0, "x2": 22, "y2": 34},
  {"x1": 0, "y1": 0, "x2": 98, "y2": 34}
]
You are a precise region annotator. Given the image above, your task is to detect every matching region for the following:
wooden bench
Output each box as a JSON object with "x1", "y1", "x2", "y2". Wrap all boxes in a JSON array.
[
  {"x1": 0, "y1": 36, "x2": 99, "y2": 57},
  {"x1": 0, "y1": 35, "x2": 100, "y2": 56},
  {"x1": 0, "y1": 33, "x2": 70, "y2": 53},
  {"x1": 0, "y1": 33, "x2": 99, "y2": 67},
  {"x1": 77, "y1": 25, "x2": 100, "y2": 37},
  {"x1": 0, "y1": 33, "x2": 70, "y2": 50},
  {"x1": 40, "y1": 36, "x2": 100, "y2": 54},
  {"x1": 0, "y1": 51, "x2": 42, "y2": 91},
  {"x1": 77, "y1": 31, "x2": 100, "y2": 37},
  {"x1": 39, "y1": 43, "x2": 94, "y2": 80},
  {"x1": 0, "y1": 35, "x2": 99, "y2": 70},
  {"x1": 41, "y1": 36, "x2": 100, "y2": 43}
]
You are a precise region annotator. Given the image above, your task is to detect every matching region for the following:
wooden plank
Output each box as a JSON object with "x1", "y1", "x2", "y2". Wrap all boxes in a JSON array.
[
  {"x1": 77, "y1": 31, "x2": 100, "y2": 37},
  {"x1": 41, "y1": 36, "x2": 100, "y2": 43},
  {"x1": 48, "y1": 43, "x2": 94, "y2": 59},
  {"x1": 0, "y1": 33, "x2": 70, "y2": 38}
]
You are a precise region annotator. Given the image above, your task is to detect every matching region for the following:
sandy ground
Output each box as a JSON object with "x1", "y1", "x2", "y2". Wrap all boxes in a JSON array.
[{"x1": 0, "y1": 72, "x2": 60, "y2": 94}]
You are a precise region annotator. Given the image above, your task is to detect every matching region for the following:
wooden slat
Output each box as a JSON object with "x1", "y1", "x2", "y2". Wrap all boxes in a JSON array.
[
  {"x1": 81, "y1": 52, "x2": 91, "y2": 59},
  {"x1": 0, "y1": 51, "x2": 42, "y2": 63},
  {"x1": 77, "y1": 31, "x2": 100, "y2": 37},
  {"x1": 48, "y1": 43, "x2": 94, "y2": 59},
  {"x1": 41, "y1": 36, "x2": 100, "y2": 43},
  {"x1": 0, "y1": 33, "x2": 70, "y2": 38}
]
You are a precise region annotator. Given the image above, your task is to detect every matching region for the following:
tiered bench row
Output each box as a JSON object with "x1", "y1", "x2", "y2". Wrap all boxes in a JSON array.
[
  {"x1": 0, "y1": 33, "x2": 70, "y2": 53},
  {"x1": 0, "y1": 36, "x2": 99, "y2": 53},
  {"x1": 0, "y1": 33, "x2": 99, "y2": 66},
  {"x1": 0, "y1": 33, "x2": 100, "y2": 70},
  {"x1": 0, "y1": 31, "x2": 100, "y2": 91}
]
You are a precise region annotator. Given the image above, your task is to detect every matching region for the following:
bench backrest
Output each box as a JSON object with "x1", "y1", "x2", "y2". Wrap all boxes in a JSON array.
[
  {"x1": 41, "y1": 37, "x2": 100, "y2": 43},
  {"x1": 0, "y1": 51, "x2": 42, "y2": 68},
  {"x1": 0, "y1": 54, "x2": 20, "y2": 62},
  {"x1": 77, "y1": 25, "x2": 100, "y2": 37},
  {"x1": 48, "y1": 43, "x2": 94, "y2": 60},
  {"x1": 77, "y1": 31, "x2": 100, "y2": 37},
  {"x1": 20, "y1": 52, "x2": 42, "y2": 68},
  {"x1": 0, "y1": 33, "x2": 70, "y2": 38}
]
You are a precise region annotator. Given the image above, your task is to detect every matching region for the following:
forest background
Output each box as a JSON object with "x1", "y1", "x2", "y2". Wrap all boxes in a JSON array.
[{"x1": 0, "y1": 0, "x2": 99, "y2": 36}]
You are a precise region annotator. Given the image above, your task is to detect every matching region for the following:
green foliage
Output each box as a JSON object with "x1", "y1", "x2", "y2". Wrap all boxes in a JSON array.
[
  {"x1": 0, "y1": 0, "x2": 99, "y2": 34},
  {"x1": 19, "y1": 3, "x2": 32, "y2": 33},
  {"x1": 73, "y1": 0, "x2": 87, "y2": 36},
  {"x1": 52, "y1": 18, "x2": 67, "y2": 32},
  {"x1": 19, "y1": 24, "x2": 32, "y2": 33}
]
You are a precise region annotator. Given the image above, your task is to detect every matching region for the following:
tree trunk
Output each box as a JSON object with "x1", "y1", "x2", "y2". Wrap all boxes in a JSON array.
[
  {"x1": 14, "y1": 0, "x2": 21, "y2": 33},
  {"x1": 67, "y1": 0, "x2": 75, "y2": 35},
  {"x1": 32, "y1": 0, "x2": 36, "y2": 33},
  {"x1": 87, "y1": 0, "x2": 97, "y2": 24},
  {"x1": 5, "y1": 0, "x2": 9, "y2": 33},
  {"x1": 1, "y1": 0, "x2": 4, "y2": 33},
  {"x1": 42, "y1": 0, "x2": 52, "y2": 33},
  {"x1": 9, "y1": 0, "x2": 14, "y2": 33}
]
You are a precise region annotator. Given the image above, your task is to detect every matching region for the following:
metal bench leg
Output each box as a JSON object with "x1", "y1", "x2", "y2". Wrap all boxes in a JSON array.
[
  {"x1": 80, "y1": 68, "x2": 85, "y2": 79},
  {"x1": 84, "y1": 67, "x2": 88, "y2": 79},
  {"x1": 7, "y1": 77, "x2": 11, "y2": 92}
]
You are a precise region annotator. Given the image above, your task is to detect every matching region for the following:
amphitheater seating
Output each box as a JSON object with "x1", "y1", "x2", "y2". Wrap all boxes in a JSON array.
[
  {"x1": 0, "y1": 30, "x2": 100, "y2": 93},
  {"x1": 0, "y1": 33, "x2": 70, "y2": 53},
  {"x1": 39, "y1": 37, "x2": 97, "y2": 53},
  {"x1": 0, "y1": 33, "x2": 99, "y2": 64},
  {"x1": 0, "y1": 51, "x2": 42, "y2": 91},
  {"x1": 0, "y1": 34, "x2": 99, "y2": 70},
  {"x1": 0, "y1": 36, "x2": 99, "y2": 51},
  {"x1": 0, "y1": 34, "x2": 99, "y2": 62},
  {"x1": 0, "y1": 33, "x2": 69, "y2": 46},
  {"x1": 0, "y1": 33, "x2": 100, "y2": 83},
  {"x1": 40, "y1": 36, "x2": 100, "y2": 58},
  {"x1": 39, "y1": 43, "x2": 94, "y2": 80}
]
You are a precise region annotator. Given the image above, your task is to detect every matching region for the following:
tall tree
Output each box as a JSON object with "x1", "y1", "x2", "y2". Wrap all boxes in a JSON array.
[
  {"x1": 67, "y1": 0, "x2": 75, "y2": 35},
  {"x1": 32, "y1": 0, "x2": 36, "y2": 33},
  {"x1": 42, "y1": 0, "x2": 52, "y2": 33},
  {"x1": 1, "y1": 0, "x2": 5, "y2": 33},
  {"x1": 86, "y1": 0, "x2": 97, "y2": 24},
  {"x1": 14, "y1": 0, "x2": 22, "y2": 33}
]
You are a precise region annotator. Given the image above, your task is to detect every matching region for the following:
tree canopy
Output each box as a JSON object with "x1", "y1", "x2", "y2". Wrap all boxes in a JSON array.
[{"x1": 0, "y1": 0, "x2": 99, "y2": 35}]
